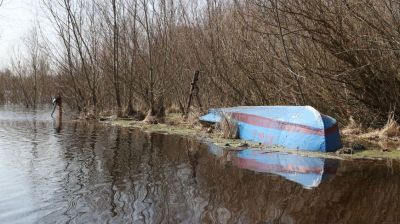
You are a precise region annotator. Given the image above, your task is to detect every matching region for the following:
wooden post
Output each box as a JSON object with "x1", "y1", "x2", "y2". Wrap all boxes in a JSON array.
[
  {"x1": 58, "y1": 94, "x2": 62, "y2": 122},
  {"x1": 185, "y1": 70, "x2": 201, "y2": 116},
  {"x1": 55, "y1": 94, "x2": 62, "y2": 132}
]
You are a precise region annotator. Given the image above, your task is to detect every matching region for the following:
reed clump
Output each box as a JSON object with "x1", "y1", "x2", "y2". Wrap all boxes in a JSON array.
[
  {"x1": 186, "y1": 107, "x2": 203, "y2": 126},
  {"x1": 218, "y1": 113, "x2": 239, "y2": 139},
  {"x1": 166, "y1": 104, "x2": 184, "y2": 114},
  {"x1": 381, "y1": 113, "x2": 400, "y2": 138},
  {"x1": 343, "y1": 112, "x2": 400, "y2": 153},
  {"x1": 358, "y1": 112, "x2": 400, "y2": 140},
  {"x1": 342, "y1": 116, "x2": 363, "y2": 136}
]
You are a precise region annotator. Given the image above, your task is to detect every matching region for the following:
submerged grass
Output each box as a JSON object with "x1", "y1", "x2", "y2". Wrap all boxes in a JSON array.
[
  {"x1": 108, "y1": 113, "x2": 257, "y2": 148},
  {"x1": 352, "y1": 149, "x2": 400, "y2": 160},
  {"x1": 341, "y1": 137, "x2": 400, "y2": 160},
  {"x1": 105, "y1": 113, "x2": 400, "y2": 161}
]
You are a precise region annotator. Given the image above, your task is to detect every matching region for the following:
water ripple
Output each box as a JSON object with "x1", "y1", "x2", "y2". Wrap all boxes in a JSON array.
[{"x1": 1, "y1": 105, "x2": 400, "y2": 223}]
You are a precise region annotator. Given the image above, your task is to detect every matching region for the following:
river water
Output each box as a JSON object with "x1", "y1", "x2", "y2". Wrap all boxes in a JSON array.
[{"x1": 0, "y1": 105, "x2": 399, "y2": 224}]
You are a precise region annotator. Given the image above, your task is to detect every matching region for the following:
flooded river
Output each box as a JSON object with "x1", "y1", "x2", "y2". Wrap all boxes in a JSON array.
[{"x1": 0, "y1": 105, "x2": 400, "y2": 224}]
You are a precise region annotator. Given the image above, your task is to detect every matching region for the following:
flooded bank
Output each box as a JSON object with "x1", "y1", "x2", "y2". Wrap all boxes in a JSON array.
[
  {"x1": 108, "y1": 115, "x2": 400, "y2": 161},
  {"x1": 0, "y1": 105, "x2": 400, "y2": 223}
]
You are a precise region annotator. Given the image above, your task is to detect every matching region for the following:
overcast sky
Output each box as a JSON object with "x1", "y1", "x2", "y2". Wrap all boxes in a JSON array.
[{"x1": 0, "y1": 0, "x2": 52, "y2": 69}]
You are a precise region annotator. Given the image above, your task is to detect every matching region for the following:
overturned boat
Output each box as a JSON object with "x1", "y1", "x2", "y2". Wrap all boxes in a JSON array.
[
  {"x1": 208, "y1": 145, "x2": 338, "y2": 189},
  {"x1": 233, "y1": 150, "x2": 338, "y2": 189},
  {"x1": 200, "y1": 106, "x2": 342, "y2": 152}
]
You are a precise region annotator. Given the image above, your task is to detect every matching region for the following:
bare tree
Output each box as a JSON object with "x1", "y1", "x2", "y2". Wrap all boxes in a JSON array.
[
  {"x1": 112, "y1": 0, "x2": 122, "y2": 116},
  {"x1": 25, "y1": 25, "x2": 40, "y2": 110},
  {"x1": 0, "y1": 0, "x2": 392, "y2": 126}
]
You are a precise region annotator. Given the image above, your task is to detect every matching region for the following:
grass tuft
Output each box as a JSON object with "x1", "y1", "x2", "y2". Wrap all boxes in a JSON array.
[{"x1": 218, "y1": 113, "x2": 239, "y2": 139}]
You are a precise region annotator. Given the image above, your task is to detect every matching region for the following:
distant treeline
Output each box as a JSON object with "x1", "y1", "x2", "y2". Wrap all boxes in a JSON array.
[{"x1": 1, "y1": 0, "x2": 400, "y2": 127}]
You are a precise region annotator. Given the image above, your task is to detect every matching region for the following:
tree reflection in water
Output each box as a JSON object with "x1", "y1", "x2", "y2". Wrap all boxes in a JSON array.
[{"x1": 0, "y1": 107, "x2": 400, "y2": 224}]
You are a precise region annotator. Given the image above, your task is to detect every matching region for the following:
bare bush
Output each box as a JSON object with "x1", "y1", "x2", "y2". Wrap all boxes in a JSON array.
[{"x1": 1, "y1": 0, "x2": 400, "y2": 129}]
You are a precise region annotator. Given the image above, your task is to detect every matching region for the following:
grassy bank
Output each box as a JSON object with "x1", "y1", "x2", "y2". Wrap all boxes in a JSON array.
[{"x1": 102, "y1": 113, "x2": 400, "y2": 161}]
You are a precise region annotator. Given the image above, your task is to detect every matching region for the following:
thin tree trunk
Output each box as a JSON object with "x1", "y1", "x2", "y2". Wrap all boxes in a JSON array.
[{"x1": 112, "y1": 0, "x2": 122, "y2": 117}]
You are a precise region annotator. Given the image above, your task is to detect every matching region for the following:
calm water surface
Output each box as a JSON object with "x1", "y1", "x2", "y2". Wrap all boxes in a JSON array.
[{"x1": 0, "y1": 105, "x2": 400, "y2": 224}]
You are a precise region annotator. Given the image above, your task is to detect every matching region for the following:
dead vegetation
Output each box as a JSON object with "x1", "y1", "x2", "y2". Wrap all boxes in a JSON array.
[
  {"x1": 143, "y1": 105, "x2": 166, "y2": 124},
  {"x1": 343, "y1": 112, "x2": 400, "y2": 151},
  {"x1": 1, "y1": 0, "x2": 400, "y2": 133},
  {"x1": 342, "y1": 117, "x2": 363, "y2": 136},
  {"x1": 186, "y1": 107, "x2": 203, "y2": 126},
  {"x1": 108, "y1": 111, "x2": 400, "y2": 161},
  {"x1": 98, "y1": 108, "x2": 400, "y2": 160},
  {"x1": 218, "y1": 113, "x2": 239, "y2": 139}
]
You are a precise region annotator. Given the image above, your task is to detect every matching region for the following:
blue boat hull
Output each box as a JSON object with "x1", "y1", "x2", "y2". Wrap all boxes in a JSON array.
[
  {"x1": 200, "y1": 106, "x2": 342, "y2": 152},
  {"x1": 207, "y1": 146, "x2": 338, "y2": 189}
]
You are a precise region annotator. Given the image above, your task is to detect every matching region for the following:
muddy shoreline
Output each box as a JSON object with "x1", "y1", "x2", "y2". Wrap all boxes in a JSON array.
[{"x1": 99, "y1": 113, "x2": 400, "y2": 161}]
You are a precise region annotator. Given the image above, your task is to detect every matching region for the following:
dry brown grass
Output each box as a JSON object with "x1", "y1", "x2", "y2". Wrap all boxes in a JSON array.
[
  {"x1": 218, "y1": 113, "x2": 239, "y2": 139},
  {"x1": 343, "y1": 112, "x2": 400, "y2": 152},
  {"x1": 341, "y1": 116, "x2": 363, "y2": 136},
  {"x1": 143, "y1": 109, "x2": 159, "y2": 124},
  {"x1": 166, "y1": 104, "x2": 184, "y2": 114},
  {"x1": 186, "y1": 107, "x2": 203, "y2": 126},
  {"x1": 359, "y1": 112, "x2": 400, "y2": 140},
  {"x1": 382, "y1": 112, "x2": 400, "y2": 138}
]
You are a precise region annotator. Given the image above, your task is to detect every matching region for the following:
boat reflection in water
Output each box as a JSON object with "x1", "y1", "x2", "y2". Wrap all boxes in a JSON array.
[{"x1": 208, "y1": 146, "x2": 338, "y2": 189}]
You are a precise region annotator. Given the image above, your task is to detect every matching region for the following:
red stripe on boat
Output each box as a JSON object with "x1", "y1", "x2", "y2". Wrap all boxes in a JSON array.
[
  {"x1": 324, "y1": 123, "x2": 339, "y2": 135},
  {"x1": 233, "y1": 157, "x2": 323, "y2": 174},
  {"x1": 230, "y1": 112, "x2": 338, "y2": 136}
]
